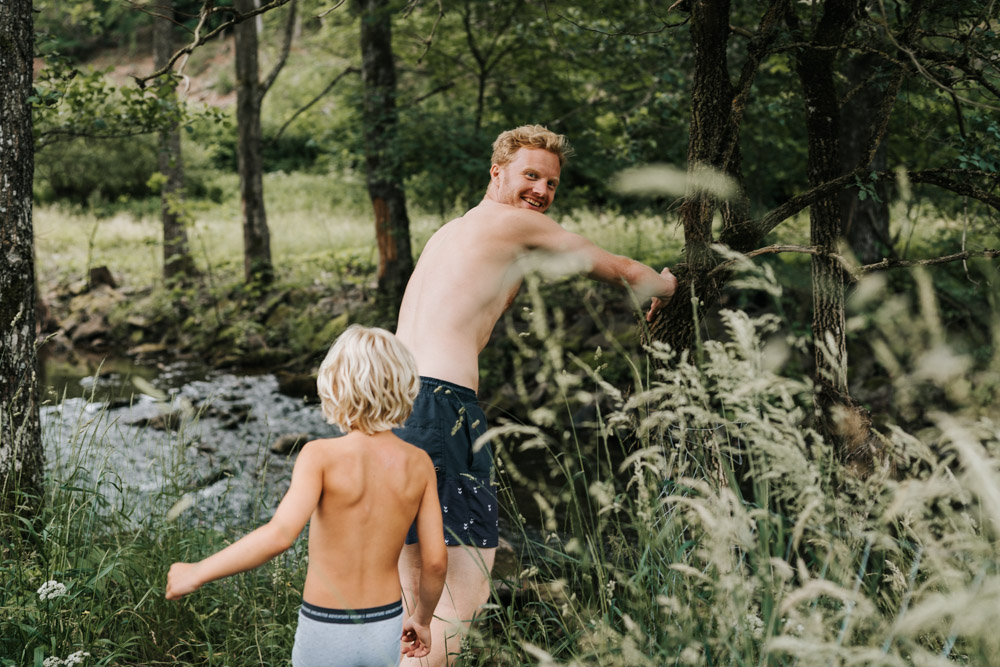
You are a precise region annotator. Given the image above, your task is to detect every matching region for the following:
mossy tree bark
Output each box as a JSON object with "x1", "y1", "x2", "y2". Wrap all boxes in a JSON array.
[
  {"x1": 647, "y1": 0, "x2": 785, "y2": 352},
  {"x1": 790, "y1": 0, "x2": 859, "y2": 399},
  {"x1": 355, "y1": 0, "x2": 414, "y2": 318},
  {"x1": 0, "y1": 0, "x2": 44, "y2": 514}
]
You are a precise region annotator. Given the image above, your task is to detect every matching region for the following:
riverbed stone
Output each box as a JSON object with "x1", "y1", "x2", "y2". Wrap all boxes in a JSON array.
[
  {"x1": 70, "y1": 315, "x2": 111, "y2": 345},
  {"x1": 270, "y1": 432, "x2": 313, "y2": 455},
  {"x1": 276, "y1": 371, "x2": 318, "y2": 402},
  {"x1": 89, "y1": 265, "x2": 117, "y2": 289},
  {"x1": 128, "y1": 342, "x2": 170, "y2": 358}
]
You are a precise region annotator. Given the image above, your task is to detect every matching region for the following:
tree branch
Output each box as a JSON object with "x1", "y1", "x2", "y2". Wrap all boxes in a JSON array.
[
  {"x1": 136, "y1": 0, "x2": 298, "y2": 87},
  {"x1": 413, "y1": 0, "x2": 444, "y2": 64},
  {"x1": 260, "y1": 0, "x2": 298, "y2": 99},
  {"x1": 707, "y1": 244, "x2": 1000, "y2": 281},
  {"x1": 707, "y1": 244, "x2": 857, "y2": 279},
  {"x1": 750, "y1": 168, "x2": 1000, "y2": 239},
  {"x1": 722, "y1": 0, "x2": 789, "y2": 171},
  {"x1": 411, "y1": 80, "x2": 455, "y2": 104},
  {"x1": 857, "y1": 249, "x2": 1000, "y2": 274},
  {"x1": 267, "y1": 65, "x2": 358, "y2": 145}
]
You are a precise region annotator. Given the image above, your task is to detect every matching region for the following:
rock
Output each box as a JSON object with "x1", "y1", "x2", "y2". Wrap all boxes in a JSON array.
[
  {"x1": 191, "y1": 467, "x2": 236, "y2": 491},
  {"x1": 70, "y1": 316, "x2": 111, "y2": 345},
  {"x1": 276, "y1": 371, "x2": 318, "y2": 403},
  {"x1": 89, "y1": 266, "x2": 117, "y2": 289},
  {"x1": 270, "y1": 432, "x2": 312, "y2": 456},
  {"x1": 68, "y1": 284, "x2": 124, "y2": 319},
  {"x1": 128, "y1": 342, "x2": 170, "y2": 358},
  {"x1": 67, "y1": 279, "x2": 89, "y2": 297},
  {"x1": 128, "y1": 409, "x2": 187, "y2": 431}
]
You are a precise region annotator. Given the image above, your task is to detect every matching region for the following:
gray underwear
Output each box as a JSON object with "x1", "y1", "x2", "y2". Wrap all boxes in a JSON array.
[{"x1": 291, "y1": 599, "x2": 402, "y2": 667}]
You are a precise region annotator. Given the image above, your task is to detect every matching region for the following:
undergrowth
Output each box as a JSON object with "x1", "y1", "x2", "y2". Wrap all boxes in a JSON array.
[{"x1": 4, "y1": 254, "x2": 999, "y2": 665}]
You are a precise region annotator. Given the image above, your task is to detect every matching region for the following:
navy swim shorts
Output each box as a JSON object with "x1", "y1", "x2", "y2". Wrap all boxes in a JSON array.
[{"x1": 394, "y1": 377, "x2": 498, "y2": 548}]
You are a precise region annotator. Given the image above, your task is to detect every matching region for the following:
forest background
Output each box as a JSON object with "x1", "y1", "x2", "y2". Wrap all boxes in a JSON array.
[{"x1": 2, "y1": 0, "x2": 1000, "y2": 664}]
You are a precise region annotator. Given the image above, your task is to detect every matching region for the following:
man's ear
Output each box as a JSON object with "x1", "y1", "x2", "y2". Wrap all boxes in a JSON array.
[{"x1": 489, "y1": 164, "x2": 500, "y2": 181}]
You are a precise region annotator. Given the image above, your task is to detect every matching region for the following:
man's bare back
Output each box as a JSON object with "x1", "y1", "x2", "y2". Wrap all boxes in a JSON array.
[
  {"x1": 396, "y1": 200, "x2": 678, "y2": 392},
  {"x1": 396, "y1": 201, "x2": 531, "y2": 391}
]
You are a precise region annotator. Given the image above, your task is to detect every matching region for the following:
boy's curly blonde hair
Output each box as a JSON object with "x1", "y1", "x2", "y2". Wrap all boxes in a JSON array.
[
  {"x1": 317, "y1": 325, "x2": 420, "y2": 435},
  {"x1": 491, "y1": 125, "x2": 573, "y2": 168}
]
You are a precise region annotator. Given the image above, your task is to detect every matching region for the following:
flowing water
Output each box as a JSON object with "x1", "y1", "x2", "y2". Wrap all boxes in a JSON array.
[{"x1": 40, "y1": 358, "x2": 338, "y2": 530}]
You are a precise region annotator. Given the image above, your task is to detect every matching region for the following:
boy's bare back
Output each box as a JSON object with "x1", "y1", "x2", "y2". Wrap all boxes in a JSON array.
[{"x1": 301, "y1": 430, "x2": 438, "y2": 609}]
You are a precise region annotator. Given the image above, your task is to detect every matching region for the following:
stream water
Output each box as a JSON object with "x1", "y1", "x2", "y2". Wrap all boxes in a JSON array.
[{"x1": 40, "y1": 357, "x2": 339, "y2": 530}]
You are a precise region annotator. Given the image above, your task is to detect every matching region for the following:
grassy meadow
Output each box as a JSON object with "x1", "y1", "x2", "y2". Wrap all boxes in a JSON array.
[{"x1": 7, "y1": 181, "x2": 1000, "y2": 665}]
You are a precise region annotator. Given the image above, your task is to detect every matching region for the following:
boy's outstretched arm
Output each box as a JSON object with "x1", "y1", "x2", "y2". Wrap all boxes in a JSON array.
[
  {"x1": 401, "y1": 455, "x2": 447, "y2": 658},
  {"x1": 166, "y1": 444, "x2": 324, "y2": 600}
]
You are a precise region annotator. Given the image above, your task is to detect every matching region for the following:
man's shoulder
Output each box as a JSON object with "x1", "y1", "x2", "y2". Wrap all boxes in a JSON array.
[{"x1": 463, "y1": 201, "x2": 557, "y2": 237}]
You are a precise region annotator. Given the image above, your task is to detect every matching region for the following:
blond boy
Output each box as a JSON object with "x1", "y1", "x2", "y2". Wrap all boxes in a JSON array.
[{"x1": 166, "y1": 325, "x2": 448, "y2": 666}]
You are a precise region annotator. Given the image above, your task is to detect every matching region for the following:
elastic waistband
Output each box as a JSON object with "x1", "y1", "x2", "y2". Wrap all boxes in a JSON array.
[
  {"x1": 299, "y1": 599, "x2": 403, "y2": 624},
  {"x1": 420, "y1": 376, "x2": 478, "y2": 402}
]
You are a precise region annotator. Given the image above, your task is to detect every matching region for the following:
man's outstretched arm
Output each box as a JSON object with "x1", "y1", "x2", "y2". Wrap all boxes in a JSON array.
[{"x1": 505, "y1": 209, "x2": 677, "y2": 315}]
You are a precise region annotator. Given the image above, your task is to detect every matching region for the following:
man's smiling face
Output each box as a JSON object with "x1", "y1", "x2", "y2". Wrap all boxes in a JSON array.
[{"x1": 489, "y1": 147, "x2": 561, "y2": 214}]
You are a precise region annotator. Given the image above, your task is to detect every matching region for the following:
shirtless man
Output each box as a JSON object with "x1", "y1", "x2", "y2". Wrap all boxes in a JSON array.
[{"x1": 394, "y1": 125, "x2": 677, "y2": 666}]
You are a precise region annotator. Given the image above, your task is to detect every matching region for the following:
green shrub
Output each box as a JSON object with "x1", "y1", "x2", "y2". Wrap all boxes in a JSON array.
[{"x1": 34, "y1": 136, "x2": 159, "y2": 208}]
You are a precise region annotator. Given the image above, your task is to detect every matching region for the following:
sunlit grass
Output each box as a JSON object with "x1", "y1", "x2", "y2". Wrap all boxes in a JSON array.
[
  {"x1": 32, "y1": 178, "x2": 687, "y2": 309},
  {"x1": 6, "y1": 252, "x2": 1000, "y2": 664}
]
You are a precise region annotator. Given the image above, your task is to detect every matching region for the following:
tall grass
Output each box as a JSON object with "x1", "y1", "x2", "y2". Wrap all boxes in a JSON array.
[
  {"x1": 463, "y1": 263, "x2": 1000, "y2": 665},
  {"x1": 1, "y1": 396, "x2": 307, "y2": 666},
  {"x1": 15, "y1": 201, "x2": 1000, "y2": 664}
]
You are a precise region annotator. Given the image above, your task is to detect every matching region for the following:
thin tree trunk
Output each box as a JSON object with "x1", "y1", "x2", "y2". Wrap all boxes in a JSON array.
[
  {"x1": 234, "y1": 0, "x2": 274, "y2": 284},
  {"x1": 153, "y1": 0, "x2": 198, "y2": 283},
  {"x1": 839, "y1": 53, "x2": 892, "y2": 265},
  {"x1": 356, "y1": 0, "x2": 414, "y2": 315},
  {"x1": 792, "y1": 0, "x2": 883, "y2": 468},
  {"x1": 794, "y1": 2, "x2": 854, "y2": 398},
  {"x1": 0, "y1": 0, "x2": 44, "y2": 513}
]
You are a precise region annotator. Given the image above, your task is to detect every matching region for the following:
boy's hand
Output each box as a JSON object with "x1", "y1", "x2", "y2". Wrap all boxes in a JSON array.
[
  {"x1": 401, "y1": 617, "x2": 432, "y2": 658},
  {"x1": 166, "y1": 562, "x2": 202, "y2": 600}
]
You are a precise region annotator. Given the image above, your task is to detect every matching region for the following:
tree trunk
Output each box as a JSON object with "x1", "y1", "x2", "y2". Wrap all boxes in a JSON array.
[
  {"x1": 839, "y1": 53, "x2": 892, "y2": 265},
  {"x1": 793, "y1": 2, "x2": 855, "y2": 397},
  {"x1": 356, "y1": 0, "x2": 414, "y2": 316},
  {"x1": 647, "y1": 0, "x2": 736, "y2": 353},
  {"x1": 153, "y1": 0, "x2": 199, "y2": 283},
  {"x1": 792, "y1": 0, "x2": 881, "y2": 467},
  {"x1": 0, "y1": 0, "x2": 44, "y2": 513},
  {"x1": 234, "y1": 0, "x2": 274, "y2": 285}
]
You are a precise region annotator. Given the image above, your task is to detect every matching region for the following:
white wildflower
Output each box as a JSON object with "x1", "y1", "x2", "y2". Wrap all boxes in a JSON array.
[
  {"x1": 65, "y1": 652, "x2": 91, "y2": 666},
  {"x1": 745, "y1": 612, "x2": 764, "y2": 639},
  {"x1": 37, "y1": 580, "x2": 67, "y2": 601},
  {"x1": 43, "y1": 658, "x2": 63, "y2": 667}
]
